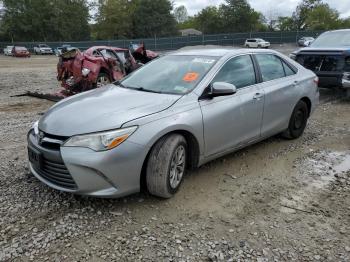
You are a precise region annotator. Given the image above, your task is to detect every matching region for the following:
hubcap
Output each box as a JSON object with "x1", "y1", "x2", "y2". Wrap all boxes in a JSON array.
[
  {"x1": 169, "y1": 145, "x2": 186, "y2": 189},
  {"x1": 294, "y1": 110, "x2": 304, "y2": 129},
  {"x1": 96, "y1": 76, "x2": 110, "y2": 88}
]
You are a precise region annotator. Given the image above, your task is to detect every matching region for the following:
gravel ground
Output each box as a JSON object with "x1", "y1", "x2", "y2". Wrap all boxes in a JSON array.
[{"x1": 0, "y1": 50, "x2": 349, "y2": 262}]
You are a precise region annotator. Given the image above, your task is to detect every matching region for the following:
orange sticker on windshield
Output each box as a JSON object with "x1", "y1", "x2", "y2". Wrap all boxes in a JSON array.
[{"x1": 183, "y1": 72, "x2": 199, "y2": 82}]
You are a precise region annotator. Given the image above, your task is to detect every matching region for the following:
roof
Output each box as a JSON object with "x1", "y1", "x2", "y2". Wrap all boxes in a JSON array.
[
  {"x1": 170, "y1": 47, "x2": 279, "y2": 57},
  {"x1": 179, "y1": 28, "x2": 202, "y2": 34}
]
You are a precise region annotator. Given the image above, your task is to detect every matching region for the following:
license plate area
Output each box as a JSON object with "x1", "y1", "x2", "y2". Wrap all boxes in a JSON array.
[{"x1": 28, "y1": 146, "x2": 42, "y2": 170}]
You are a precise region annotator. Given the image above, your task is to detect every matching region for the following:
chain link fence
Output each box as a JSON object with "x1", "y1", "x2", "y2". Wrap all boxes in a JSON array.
[{"x1": 0, "y1": 31, "x2": 324, "y2": 52}]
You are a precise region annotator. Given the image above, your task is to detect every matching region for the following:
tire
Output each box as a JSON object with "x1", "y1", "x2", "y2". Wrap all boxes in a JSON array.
[
  {"x1": 95, "y1": 72, "x2": 111, "y2": 88},
  {"x1": 146, "y1": 134, "x2": 187, "y2": 198},
  {"x1": 282, "y1": 100, "x2": 309, "y2": 139}
]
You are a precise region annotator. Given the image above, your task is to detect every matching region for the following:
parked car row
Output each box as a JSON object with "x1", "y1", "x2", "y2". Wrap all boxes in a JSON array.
[
  {"x1": 2, "y1": 44, "x2": 78, "y2": 56},
  {"x1": 3, "y1": 46, "x2": 31, "y2": 57}
]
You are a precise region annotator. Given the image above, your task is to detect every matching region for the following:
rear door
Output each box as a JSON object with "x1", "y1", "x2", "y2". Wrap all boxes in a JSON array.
[
  {"x1": 199, "y1": 55, "x2": 265, "y2": 157},
  {"x1": 253, "y1": 53, "x2": 299, "y2": 137}
]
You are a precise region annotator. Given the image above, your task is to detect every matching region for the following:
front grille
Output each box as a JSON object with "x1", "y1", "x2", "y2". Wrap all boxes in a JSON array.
[
  {"x1": 34, "y1": 157, "x2": 77, "y2": 190},
  {"x1": 29, "y1": 130, "x2": 76, "y2": 190},
  {"x1": 39, "y1": 132, "x2": 69, "y2": 150}
]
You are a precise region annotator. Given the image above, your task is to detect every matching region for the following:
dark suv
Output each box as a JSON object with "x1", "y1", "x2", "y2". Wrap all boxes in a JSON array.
[{"x1": 290, "y1": 29, "x2": 350, "y2": 95}]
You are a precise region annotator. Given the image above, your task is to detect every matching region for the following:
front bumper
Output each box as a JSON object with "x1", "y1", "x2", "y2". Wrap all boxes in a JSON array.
[
  {"x1": 27, "y1": 130, "x2": 148, "y2": 198},
  {"x1": 315, "y1": 72, "x2": 350, "y2": 89}
]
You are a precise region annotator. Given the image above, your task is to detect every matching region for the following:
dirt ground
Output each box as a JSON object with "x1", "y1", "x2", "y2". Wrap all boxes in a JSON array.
[{"x1": 0, "y1": 47, "x2": 349, "y2": 262}]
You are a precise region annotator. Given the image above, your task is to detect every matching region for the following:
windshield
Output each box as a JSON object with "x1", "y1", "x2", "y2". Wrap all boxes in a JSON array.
[
  {"x1": 119, "y1": 55, "x2": 219, "y2": 95},
  {"x1": 16, "y1": 47, "x2": 27, "y2": 51},
  {"x1": 39, "y1": 44, "x2": 49, "y2": 48},
  {"x1": 311, "y1": 31, "x2": 350, "y2": 47}
]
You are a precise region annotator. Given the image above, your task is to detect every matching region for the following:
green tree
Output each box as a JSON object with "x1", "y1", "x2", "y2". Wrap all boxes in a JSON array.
[
  {"x1": 1, "y1": 0, "x2": 90, "y2": 41},
  {"x1": 174, "y1": 5, "x2": 188, "y2": 24},
  {"x1": 278, "y1": 16, "x2": 296, "y2": 31},
  {"x1": 132, "y1": 0, "x2": 177, "y2": 38},
  {"x1": 305, "y1": 4, "x2": 341, "y2": 30},
  {"x1": 194, "y1": 6, "x2": 223, "y2": 34},
  {"x1": 292, "y1": 0, "x2": 322, "y2": 30},
  {"x1": 94, "y1": 0, "x2": 135, "y2": 39},
  {"x1": 220, "y1": 0, "x2": 263, "y2": 32},
  {"x1": 177, "y1": 16, "x2": 197, "y2": 30}
]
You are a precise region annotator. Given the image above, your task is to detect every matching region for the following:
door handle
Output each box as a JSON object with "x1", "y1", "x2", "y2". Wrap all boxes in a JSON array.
[
  {"x1": 253, "y1": 93, "x2": 263, "y2": 100},
  {"x1": 293, "y1": 81, "x2": 299, "y2": 86}
]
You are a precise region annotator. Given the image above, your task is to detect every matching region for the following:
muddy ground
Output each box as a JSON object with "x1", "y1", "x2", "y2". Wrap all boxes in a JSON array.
[{"x1": 0, "y1": 48, "x2": 349, "y2": 262}]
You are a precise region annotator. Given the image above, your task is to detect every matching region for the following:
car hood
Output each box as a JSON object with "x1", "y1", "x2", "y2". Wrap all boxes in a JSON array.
[
  {"x1": 295, "y1": 47, "x2": 350, "y2": 55},
  {"x1": 39, "y1": 85, "x2": 181, "y2": 136}
]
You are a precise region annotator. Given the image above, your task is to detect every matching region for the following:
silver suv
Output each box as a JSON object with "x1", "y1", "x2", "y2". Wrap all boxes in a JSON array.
[{"x1": 28, "y1": 48, "x2": 319, "y2": 198}]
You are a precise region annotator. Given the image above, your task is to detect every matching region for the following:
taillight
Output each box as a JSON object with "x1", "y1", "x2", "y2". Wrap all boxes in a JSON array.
[{"x1": 313, "y1": 77, "x2": 319, "y2": 85}]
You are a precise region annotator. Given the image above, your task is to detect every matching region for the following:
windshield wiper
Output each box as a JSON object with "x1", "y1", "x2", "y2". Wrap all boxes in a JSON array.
[
  {"x1": 127, "y1": 86, "x2": 163, "y2": 94},
  {"x1": 114, "y1": 81, "x2": 126, "y2": 88},
  {"x1": 115, "y1": 82, "x2": 163, "y2": 94}
]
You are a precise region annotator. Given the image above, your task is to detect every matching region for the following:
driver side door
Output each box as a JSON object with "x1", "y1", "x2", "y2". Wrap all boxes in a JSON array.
[{"x1": 199, "y1": 55, "x2": 265, "y2": 157}]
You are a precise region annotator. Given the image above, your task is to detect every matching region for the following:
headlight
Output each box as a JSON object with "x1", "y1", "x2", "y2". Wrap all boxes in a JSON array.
[
  {"x1": 63, "y1": 126, "x2": 138, "y2": 152},
  {"x1": 82, "y1": 68, "x2": 91, "y2": 77},
  {"x1": 32, "y1": 121, "x2": 39, "y2": 136}
]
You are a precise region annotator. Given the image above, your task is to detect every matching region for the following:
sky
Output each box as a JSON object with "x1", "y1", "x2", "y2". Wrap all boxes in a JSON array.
[{"x1": 174, "y1": 0, "x2": 350, "y2": 18}]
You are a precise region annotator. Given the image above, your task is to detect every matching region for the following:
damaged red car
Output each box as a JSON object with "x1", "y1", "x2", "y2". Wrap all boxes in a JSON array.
[{"x1": 56, "y1": 44, "x2": 158, "y2": 97}]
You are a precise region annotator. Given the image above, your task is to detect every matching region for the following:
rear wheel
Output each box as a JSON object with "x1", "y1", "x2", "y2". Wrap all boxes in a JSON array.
[
  {"x1": 282, "y1": 100, "x2": 309, "y2": 139},
  {"x1": 146, "y1": 134, "x2": 187, "y2": 198},
  {"x1": 95, "y1": 73, "x2": 111, "y2": 88}
]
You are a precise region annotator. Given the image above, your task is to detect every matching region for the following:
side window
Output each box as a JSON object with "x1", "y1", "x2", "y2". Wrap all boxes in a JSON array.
[
  {"x1": 282, "y1": 61, "x2": 296, "y2": 76},
  {"x1": 212, "y1": 55, "x2": 256, "y2": 89},
  {"x1": 255, "y1": 54, "x2": 285, "y2": 81}
]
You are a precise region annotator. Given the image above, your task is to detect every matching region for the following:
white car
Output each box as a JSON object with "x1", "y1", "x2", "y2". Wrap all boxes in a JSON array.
[
  {"x1": 34, "y1": 44, "x2": 54, "y2": 55},
  {"x1": 4, "y1": 46, "x2": 14, "y2": 56},
  {"x1": 245, "y1": 39, "x2": 270, "y2": 48}
]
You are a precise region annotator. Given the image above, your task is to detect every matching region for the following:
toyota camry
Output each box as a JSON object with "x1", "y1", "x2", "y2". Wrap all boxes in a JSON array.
[{"x1": 28, "y1": 48, "x2": 319, "y2": 198}]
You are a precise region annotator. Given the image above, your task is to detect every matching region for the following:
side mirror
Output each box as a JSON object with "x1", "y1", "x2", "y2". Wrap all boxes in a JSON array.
[{"x1": 209, "y1": 82, "x2": 237, "y2": 97}]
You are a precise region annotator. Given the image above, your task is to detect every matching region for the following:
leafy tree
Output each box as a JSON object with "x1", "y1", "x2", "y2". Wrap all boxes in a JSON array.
[
  {"x1": 174, "y1": 5, "x2": 188, "y2": 24},
  {"x1": 277, "y1": 16, "x2": 297, "y2": 31},
  {"x1": 341, "y1": 18, "x2": 350, "y2": 28},
  {"x1": 292, "y1": 0, "x2": 322, "y2": 30},
  {"x1": 177, "y1": 16, "x2": 197, "y2": 30},
  {"x1": 220, "y1": 0, "x2": 262, "y2": 32},
  {"x1": 132, "y1": 0, "x2": 177, "y2": 38},
  {"x1": 1, "y1": 0, "x2": 90, "y2": 41},
  {"x1": 94, "y1": 0, "x2": 136, "y2": 39},
  {"x1": 305, "y1": 4, "x2": 341, "y2": 30},
  {"x1": 194, "y1": 6, "x2": 223, "y2": 34}
]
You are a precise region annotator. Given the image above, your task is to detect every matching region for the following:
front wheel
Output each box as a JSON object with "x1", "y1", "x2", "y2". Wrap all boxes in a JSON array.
[
  {"x1": 282, "y1": 100, "x2": 309, "y2": 139},
  {"x1": 146, "y1": 134, "x2": 187, "y2": 198},
  {"x1": 95, "y1": 73, "x2": 111, "y2": 88}
]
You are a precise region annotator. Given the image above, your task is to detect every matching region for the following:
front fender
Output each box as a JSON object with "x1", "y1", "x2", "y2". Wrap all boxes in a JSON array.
[{"x1": 125, "y1": 103, "x2": 205, "y2": 158}]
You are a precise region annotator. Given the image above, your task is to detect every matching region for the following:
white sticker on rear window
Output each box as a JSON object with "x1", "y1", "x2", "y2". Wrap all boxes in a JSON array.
[{"x1": 192, "y1": 58, "x2": 216, "y2": 64}]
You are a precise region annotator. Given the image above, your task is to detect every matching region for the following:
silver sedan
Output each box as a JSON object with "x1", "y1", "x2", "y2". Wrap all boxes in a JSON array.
[{"x1": 27, "y1": 48, "x2": 319, "y2": 198}]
